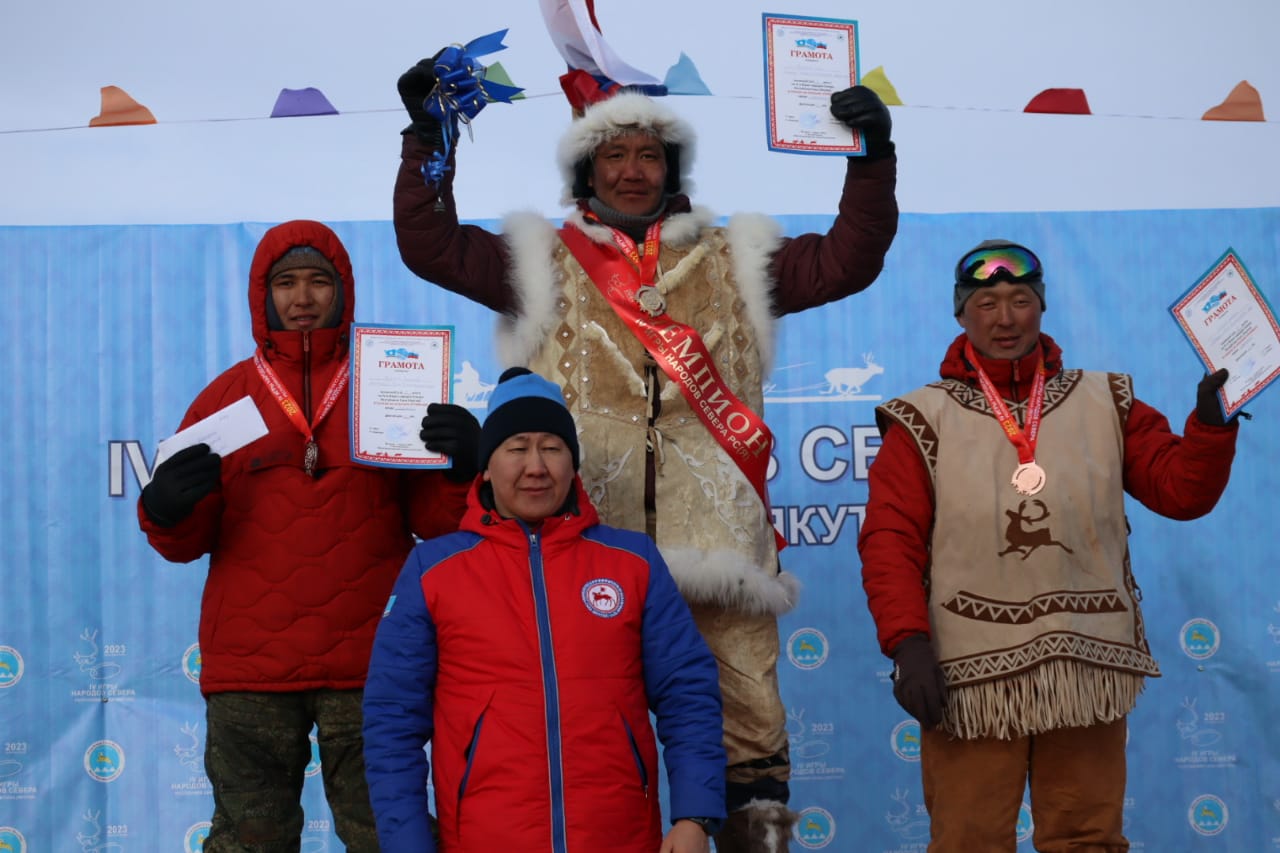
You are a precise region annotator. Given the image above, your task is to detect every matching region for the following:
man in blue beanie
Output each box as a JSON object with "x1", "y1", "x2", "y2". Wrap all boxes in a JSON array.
[{"x1": 363, "y1": 368, "x2": 727, "y2": 853}]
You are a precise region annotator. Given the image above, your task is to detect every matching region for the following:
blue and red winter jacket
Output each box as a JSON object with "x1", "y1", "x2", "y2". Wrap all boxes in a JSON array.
[{"x1": 363, "y1": 479, "x2": 726, "y2": 853}]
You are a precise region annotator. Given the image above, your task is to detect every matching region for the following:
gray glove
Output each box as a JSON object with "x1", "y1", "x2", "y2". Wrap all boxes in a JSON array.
[
  {"x1": 891, "y1": 633, "x2": 947, "y2": 729},
  {"x1": 829, "y1": 85, "x2": 894, "y2": 161}
]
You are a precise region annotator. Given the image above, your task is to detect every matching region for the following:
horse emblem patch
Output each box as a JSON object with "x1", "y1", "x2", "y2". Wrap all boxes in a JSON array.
[{"x1": 582, "y1": 579, "x2": 625, "y2": 618}]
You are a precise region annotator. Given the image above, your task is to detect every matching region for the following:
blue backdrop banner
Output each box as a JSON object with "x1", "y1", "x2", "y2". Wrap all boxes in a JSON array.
[{"x1": 1, "y1": 209, "x2": 1277, "y2": 851}]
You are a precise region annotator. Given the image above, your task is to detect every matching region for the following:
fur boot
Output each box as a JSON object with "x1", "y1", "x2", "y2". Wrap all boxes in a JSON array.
[{"x1": 713, "y1": 799, "x2": 798, "y2": 853}]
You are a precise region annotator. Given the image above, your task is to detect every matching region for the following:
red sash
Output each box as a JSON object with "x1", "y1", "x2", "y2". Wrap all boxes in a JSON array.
[{"x1": 559, "y1": 223, "x2": 785, "y2": 551}]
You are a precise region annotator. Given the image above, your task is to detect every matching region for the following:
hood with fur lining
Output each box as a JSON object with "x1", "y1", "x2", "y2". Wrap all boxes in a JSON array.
[{"x1": 556, "y1": 92, "x2": 696, "y2": 206}]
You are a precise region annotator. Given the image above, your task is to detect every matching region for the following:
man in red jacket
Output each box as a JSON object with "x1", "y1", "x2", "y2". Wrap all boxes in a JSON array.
[
  {"x1": 138, "y1": 220, "x2": 477, "y2": 852},
  {"x1": 858, "y1": 239, "x2": 1241, "y2": 851}
]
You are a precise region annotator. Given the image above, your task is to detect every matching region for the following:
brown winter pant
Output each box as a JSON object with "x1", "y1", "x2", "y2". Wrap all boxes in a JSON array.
[
  {"x1": 920, "y1": 717, "x2": 1129, "y2": 852},
  {"x1": 204, "y1": 690, "x2": 379, "y2": 852},
  {"x1": 688, "y1": 602, "x2": 790, "y2": 787}
]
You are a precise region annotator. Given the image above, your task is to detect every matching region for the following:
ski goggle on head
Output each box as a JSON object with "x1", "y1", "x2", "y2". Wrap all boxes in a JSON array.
[{"x1": 955, "y1": 243, "x2": 1043, "y2": 287}]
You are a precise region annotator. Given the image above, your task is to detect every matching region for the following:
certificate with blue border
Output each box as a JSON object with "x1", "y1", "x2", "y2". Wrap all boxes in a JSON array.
[
  {"x1": 350, "y1": 324, "x2": 454, "y2": 468},
  {"x1": 1170, "y1": 249, "x2": 1280, "y2": 418},
  {"x1": 762, "y1": 13, "x2": 862, "y2": 155}
]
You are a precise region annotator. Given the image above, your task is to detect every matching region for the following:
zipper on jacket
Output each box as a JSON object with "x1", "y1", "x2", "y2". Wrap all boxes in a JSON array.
[
  {"x1": 526, "y1": 528, "x2": 570, "y2": 853},
  {"x1": 302, "y1": 331, "x2": 313, "y2": 421},
  {"x1": 622, "y1": 716, "x2": 650, "y2": 798}
]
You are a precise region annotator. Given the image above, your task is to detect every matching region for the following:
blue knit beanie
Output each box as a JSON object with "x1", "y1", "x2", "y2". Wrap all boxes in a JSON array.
[{"x1": 478, "y1": 368, "x2": 581, "y2": 471}]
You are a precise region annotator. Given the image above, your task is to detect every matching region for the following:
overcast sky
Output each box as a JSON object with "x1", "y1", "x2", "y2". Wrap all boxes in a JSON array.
[{"x1": 3, "y1": 0, "x2": 1277, "y2": 223}]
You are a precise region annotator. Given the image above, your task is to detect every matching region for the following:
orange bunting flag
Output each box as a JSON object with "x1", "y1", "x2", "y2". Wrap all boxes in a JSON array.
[
  {"x1": 1024, "y1": 88, "x2": 1091, "y2": 115},
  {"x1": 1202, "y1": 81, "x2": 1265, "y2": 122},
  {"x1": 88, "y1": 85, "x2": 157, "y2": 127}
]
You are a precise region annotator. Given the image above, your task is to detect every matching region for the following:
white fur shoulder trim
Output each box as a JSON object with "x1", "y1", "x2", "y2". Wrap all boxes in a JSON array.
[
  {"x1": 725, "y1": 213, "x2": 784, "y2": 371},
  {"x1": 497, "y1": 211, "x2": 561, "y2": 368}
]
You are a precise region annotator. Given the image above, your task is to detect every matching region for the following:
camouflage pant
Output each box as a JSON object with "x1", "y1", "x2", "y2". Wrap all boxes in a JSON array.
[{"x1": 204, "y1": 690, "x2": 379, "y2": 852}]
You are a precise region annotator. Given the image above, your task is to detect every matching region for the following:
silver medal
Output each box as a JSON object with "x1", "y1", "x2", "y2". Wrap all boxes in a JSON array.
[{"x1": 635, "y1": 285, "x2": 666, "y2": 317}]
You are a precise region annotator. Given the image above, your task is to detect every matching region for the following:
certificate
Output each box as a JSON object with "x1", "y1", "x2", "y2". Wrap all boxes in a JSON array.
[
  {"x1": 1170, "y1": 249, "x2": 1280, "y2": 418},
  {"x1": 762, "y1": 13, "x2": 862, "y2": 155},
  {"x1": 350, "y1": 324, "x2": 453, "y2": 468}
]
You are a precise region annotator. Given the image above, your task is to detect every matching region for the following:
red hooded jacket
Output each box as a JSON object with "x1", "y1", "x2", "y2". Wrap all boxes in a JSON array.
[{"x1": 139, "y1": 220, "x2": 469, "y2": 693}]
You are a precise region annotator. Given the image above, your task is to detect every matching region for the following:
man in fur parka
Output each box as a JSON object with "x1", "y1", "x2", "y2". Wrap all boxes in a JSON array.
[{"x1": 392, "y1": 59, "x2": 899, "y2": 850}]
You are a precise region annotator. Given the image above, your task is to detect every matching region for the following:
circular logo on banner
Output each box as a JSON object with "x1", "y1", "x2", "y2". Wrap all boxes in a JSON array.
[
  {"x1": 185, "y1": 821, "x2": 211, "y2": 852},
  {"x1": 305, "y1": 733, "x2": 322, "y2": 778},
  {"x1": 1015, "y1": 802, "x2": 1034, "y2": 843},
  {"x1": 84, "y1": 740, "x2": 125, "y2": 783},
  {"x1": 786, "y1": 629, "x2": 829, "y2": 670},
  {"x1": 890, "y1": 720, "x2": 922, "y2": 762},
  {"x1": 0, "y1": 828, "x2": 27, "y2": 853},
  {"x1": 1188, "y1": 794, "x2": 1228, "y2": 836},
  {"x1": 581, "y1": 579, "x2": 625, "y2": 618},
  {"x1": 182, "y1": 643, "x2": 202, "y2": 684},
  {"x1": 1180, "y1": 619, "x2": 1221, "y2": 660},
  {"x1": 0, "y1": 646, "x2": 23, "y2": 689},
  {"x1": 792, "y1": 806, "x2": 835, "y2": 849}
]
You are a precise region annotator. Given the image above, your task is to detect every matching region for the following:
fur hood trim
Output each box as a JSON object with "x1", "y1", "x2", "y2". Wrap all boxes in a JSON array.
[{"x1": 557, "y1": 93, "x2": 696, "y2": 205}]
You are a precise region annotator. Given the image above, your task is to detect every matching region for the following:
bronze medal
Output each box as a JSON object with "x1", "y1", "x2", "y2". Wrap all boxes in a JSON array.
[
  {"x1": 304, "y1": 440, "x2": 319, "y2": 477},
  {"x1": 1011, "y1": 461, "x2": 1046, "y2": 496}
]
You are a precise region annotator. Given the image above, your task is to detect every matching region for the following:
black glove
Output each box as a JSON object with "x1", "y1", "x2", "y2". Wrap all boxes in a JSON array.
[
  {"x1": 397, "y1": 55, "x2": 446, "y2": 148},
  {"x1": 420, "y1": 403, "x2": 481, "y2": 483},
  {"x1": 141, "y1": 443, "x2": 222, "y2": 527},
  {"x1": 1195, "y1": 368, "x2": 1233, "y2": 427},
  {"x1": 830, "y1": 85, "x2": 894, "y2": 161},
  {"x1": 890, "y1": 633, "x2": 947, "y2": 730}
]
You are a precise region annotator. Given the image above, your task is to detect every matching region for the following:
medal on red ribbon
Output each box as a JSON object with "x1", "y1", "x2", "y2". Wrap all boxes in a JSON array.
[
  {"x1": 964, "y1": 341, "x2": 1048, "y2": 496},
  {"x1": 559, "y1": 222, "x2": 786, "y2": 552},
  {"x1": 253, "y1": 348, "x2": 348, "y2": 477}
]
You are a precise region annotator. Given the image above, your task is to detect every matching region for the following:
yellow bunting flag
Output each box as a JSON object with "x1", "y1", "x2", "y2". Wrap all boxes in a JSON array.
[{"x1": 861, "y1": 66, "x2": 902, "y2": 106}]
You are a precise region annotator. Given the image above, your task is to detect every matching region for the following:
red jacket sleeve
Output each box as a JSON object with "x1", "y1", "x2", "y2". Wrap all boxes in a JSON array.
[
  {"x1": 392, "y1": 135, "x2": 516, "y2": 313},
  {"x1": 400, "y1": 471, "x2": 470, "y2": 541},
  {"x1": 858, "y1": 422, "x2": 934, "y2": 657},
  {"x1": 1122, "y1": 400, "x2": 1239, "y2": 519},
  {"x1": 769, "y1": 155, "x2": 898, "y2": 316}
]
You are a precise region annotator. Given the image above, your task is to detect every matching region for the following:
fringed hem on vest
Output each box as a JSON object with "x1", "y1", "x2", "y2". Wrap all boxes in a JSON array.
[{"x1": 941, "y1": 659, "x2": 1146, "y2": 740}]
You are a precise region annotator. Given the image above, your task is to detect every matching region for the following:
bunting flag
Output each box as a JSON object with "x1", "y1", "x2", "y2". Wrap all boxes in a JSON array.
[
  {"x1": 662, "y1": 52, "x2": 712, "y2": 96},
  {"x1": 1203, "y1": 80, "x2": 1265, "y2": 121},
  {"x1": 862, "y1": 66, "x2": 902, "y2": 106},
  {"x1": 270, "y1": 87, "x2": 339, "y2": 118},
  {"x1": 1024, "y1": 88, "x2": 1092, "y2": 115},
  {"x1": 88, "y1": 85, "x2": 156, "y2": 127}
]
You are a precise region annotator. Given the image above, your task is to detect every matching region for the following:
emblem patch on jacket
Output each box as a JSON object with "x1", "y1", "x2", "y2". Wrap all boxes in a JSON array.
[{"x1": 581, "y1": 579, "x2": 625, "y2": 618}]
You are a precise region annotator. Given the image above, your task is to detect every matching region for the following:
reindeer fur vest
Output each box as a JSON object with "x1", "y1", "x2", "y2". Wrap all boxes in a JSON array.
[
  {"x1": 495, "y1": 206, "x2": 799, "y2": 616},
  {"x1": 877, "y1": 370, "x2": 1160, "y2": 739}
]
